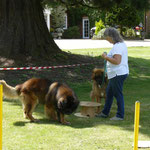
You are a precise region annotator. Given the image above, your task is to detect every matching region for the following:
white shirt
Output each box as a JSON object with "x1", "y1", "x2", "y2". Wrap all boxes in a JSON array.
[{"x1": 107, "y1": 42, "x2": 129, "y2": 79}]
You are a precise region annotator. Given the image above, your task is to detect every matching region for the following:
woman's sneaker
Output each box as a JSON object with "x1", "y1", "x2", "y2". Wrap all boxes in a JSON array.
[
  {"x1": 110, "y1": 116, "x2": 123, "y2": 121},
  {"x1": 96, "y1": 112, "x2": 108, "y2": 118}
]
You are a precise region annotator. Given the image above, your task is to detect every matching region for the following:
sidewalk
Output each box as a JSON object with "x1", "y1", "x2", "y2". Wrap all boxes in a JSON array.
[{"x1": 55, "y1": 39, "x2": 150, "y2": 49}]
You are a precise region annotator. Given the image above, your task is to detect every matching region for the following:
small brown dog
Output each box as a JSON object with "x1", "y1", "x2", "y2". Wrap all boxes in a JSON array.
[
  {"x1": 90, "y1": 68, "x2": 108, "y2": 112},
  {"x1": 0, "y1": 78, "x2": 79, "y2": 125}
]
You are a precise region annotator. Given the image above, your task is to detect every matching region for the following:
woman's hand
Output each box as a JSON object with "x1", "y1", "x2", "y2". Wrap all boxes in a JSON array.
[
  {"x1": 102, "y1": 52, "x2": 107, "y2": 59},
  {"x1": 102, "y1": 53, "x2": 121, "y2": 65}
]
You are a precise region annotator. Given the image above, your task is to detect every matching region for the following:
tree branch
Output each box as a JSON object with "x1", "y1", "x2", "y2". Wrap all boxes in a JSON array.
[{"x1": 57, "y1": 0, "x2": 100, "y2": 9}]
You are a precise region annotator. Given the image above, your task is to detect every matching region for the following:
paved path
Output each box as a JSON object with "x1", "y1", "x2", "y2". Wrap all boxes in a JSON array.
[{"x1": 55, "y1": 39, "x2": 150, "y2": 49}]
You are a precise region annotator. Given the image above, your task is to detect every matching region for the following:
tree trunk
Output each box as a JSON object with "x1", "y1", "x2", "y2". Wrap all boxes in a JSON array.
[{"x1": 0, "y1": 0, "x2": 61, "y2": 61}]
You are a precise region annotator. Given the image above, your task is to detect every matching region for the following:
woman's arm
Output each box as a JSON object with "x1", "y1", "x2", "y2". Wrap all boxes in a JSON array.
[{"x1": 102, "y1": 53, "x2": 121, "y2": 65}]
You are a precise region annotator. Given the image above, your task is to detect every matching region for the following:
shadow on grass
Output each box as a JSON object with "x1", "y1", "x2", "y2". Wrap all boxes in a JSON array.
[
  {"x1": 13, "y1": 119, "x2": 60, "y2": 127},
  {"x1": 12, "y1": 115, "x2": 96, "y2": 128},
  {"x1": 2, "y1": 56, "x2": 150, "y2": 139}
]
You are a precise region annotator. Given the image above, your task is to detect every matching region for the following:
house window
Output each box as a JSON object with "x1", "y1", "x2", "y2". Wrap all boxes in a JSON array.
[
  {"x1": 63, "y1": 13, "x2": 68, "y2": 29},
  {"x1": 82, "y1": 18, "x2": 90, "y2": 39}
]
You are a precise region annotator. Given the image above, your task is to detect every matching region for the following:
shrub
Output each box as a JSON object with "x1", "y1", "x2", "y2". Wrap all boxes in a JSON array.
[
  {"x1": 95, "y1": 19, "x2": 105, "y2": 35},
  {"x1": 123, "y1": 28, "x2": 136, "y2": 38},
  {"x1": 62, "y1": 26, "x2": 81, "y2": 39},
  {"x1": 92, "y1": 28, "x2": 106, "y2": 40}
]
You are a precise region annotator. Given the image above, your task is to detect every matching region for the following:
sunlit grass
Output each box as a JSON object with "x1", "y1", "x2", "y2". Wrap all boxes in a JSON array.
[
  {"x1": 63, "y1": 46, "x2": 150, "y2": 59},
  {"x1": 2, "y1": 47, "x2": 150, "y2": 150}
]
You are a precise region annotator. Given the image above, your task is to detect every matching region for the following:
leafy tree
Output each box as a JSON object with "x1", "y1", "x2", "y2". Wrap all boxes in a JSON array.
[
  {"x1": 105, "y1": 5, "x2": 141, "y2": 34},
  {"x1": 45, "y1": 0, "x2": 150, "y2": 11},
  {"x1": 67, "y1": 6, "x2": 103, "y2": 29},
  {"x1": 44, "y1": 0, "x2": 123, "y2": 10},
  {"x1": 49, "y1": 0, "x2": 149, "y2": 33},
  {"x1": 50, "y1": 5, "x2": 67, "y2": 29},
  {"x1": 0, "y1": 0, "x2": 149, "y2": 64}
]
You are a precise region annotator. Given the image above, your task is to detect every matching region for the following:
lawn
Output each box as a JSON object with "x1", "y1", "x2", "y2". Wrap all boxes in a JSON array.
[{"x1": 2, "y1": 47, "x2": 150, "y2": 150}]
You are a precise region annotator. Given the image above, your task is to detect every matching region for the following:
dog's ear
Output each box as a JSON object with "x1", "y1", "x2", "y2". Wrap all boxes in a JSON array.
[
  {"x1": 92, "y1": 69, "x2": 96, "y2": 79},
  {"x1": 93, "y1": 68, "x2": 104, "y2": 74},
  {"x1": 93, "y1": 68, "x2": 97, "y2": 72}
]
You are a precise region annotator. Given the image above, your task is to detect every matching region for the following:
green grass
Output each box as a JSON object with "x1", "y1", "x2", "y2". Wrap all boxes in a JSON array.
[{"x1": 3, "y1": 47, "x2": 150, "y2": 150}]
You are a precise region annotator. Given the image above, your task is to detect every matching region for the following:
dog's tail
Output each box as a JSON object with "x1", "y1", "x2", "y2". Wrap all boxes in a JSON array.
[{"x1": 0, "y1": 80, "x2": 19, "y2": 99}]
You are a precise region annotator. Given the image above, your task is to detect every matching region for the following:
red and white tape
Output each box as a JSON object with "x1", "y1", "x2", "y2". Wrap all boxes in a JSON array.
[{"x1": 0, "y1": 63, "x2": 94, "y2": 71}]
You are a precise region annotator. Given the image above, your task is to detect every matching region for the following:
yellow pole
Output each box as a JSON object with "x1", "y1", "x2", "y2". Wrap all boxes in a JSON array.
[
  {"x1": 0, "y1": 84, "x2": 3, "y2": 150},
  {"x1": 133, "y1": 101, "x2": 140, "y2": 150}
]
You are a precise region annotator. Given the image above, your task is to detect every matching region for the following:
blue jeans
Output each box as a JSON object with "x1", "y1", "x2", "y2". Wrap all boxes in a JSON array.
[{"x1": 102, "y1": 74, "x2": 128, "y2": 118}]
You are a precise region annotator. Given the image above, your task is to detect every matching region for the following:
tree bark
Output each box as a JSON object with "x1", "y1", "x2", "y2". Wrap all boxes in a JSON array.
[{"x1": 0, "y1": 0, "x2": 61, "y2": 61}]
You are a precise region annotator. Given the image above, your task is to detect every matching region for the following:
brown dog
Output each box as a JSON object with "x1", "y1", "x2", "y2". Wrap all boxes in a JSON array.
[
  {"x1": 90, "y1": 68, "x2": 108, "y2": 112},
  {"x1": 0, "y1": 78, "x2": 79, "y2": 125}
]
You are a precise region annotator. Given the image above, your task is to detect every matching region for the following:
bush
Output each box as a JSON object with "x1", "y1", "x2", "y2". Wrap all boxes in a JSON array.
[
  {"x1": 92, "y1": 28, "x2": 106, "y2": 40},
  {"x1": 95, "y1": 19, "x2": 105, "y2": 35},
  {"x1": 62, "y1": 26, "x2": 81, "y2": 39},
  {"x1": 123, "y1": 28, "x2": 136, "y2": 38}
]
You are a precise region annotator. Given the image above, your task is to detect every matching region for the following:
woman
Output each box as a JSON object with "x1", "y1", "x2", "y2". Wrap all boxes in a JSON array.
[{"x1": 96, "y1": 27, "x2": 129, "y2": 120}]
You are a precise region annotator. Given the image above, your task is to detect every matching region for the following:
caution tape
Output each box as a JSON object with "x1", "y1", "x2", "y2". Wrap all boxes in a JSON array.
[{"x1": 0, "y1": 63, "x2": 96, "y2": 71}]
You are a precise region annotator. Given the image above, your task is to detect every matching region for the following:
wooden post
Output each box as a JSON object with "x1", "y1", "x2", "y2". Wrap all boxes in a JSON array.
[
  {"x1": 133, "y1": 101, "x2": 140, "y2": 150},
  {"x1": 0, "y1": 84, "x2": 3, "y2": 150}
]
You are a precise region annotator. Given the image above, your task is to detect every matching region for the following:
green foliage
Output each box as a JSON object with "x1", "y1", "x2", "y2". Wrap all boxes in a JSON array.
[
  {"x1": 130, "y1": 0, "x2": 150, "y2": 10},
  {"x1": 43, "y1": 0, "x2": 150, "y2": 11},
  {"x1": 122, "y1": 28, "x2": 136, "y2": 38},
  {"x1": 67, "y1": 6, "x2": 103, "y2": 29},
  {"x1": 62, "y1": 26, "x2": 81, "y2": 39},
  {"x1": 42, "y1": 0, "x2": 61, "y2": 7},
  {"x1": 92, "y1": 0, "x2": 150, "y2": 10},
  {"x1": 43, "y1": 0, "x2": 147, "y2": 36},
  {"x1": 105, "y1": 5, "x2": 141, "y2": 34},
  {"x1": 67, "y1": 7, "x2": 83, "y2": 27},
  {"x1": 93, "y1": 28, "x2": 106, "y2": 39},
  {"x1": 95, "y1": 19, "x2": 105, "y2": 35},
  {"x1": 50, "y1": 5, "x2": 67, "y2": 29},
  {"x1": 85, "y1": 9, "x2": 105, "y2": 28}
]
